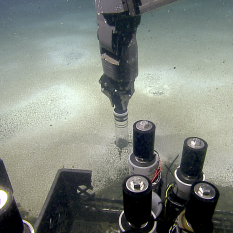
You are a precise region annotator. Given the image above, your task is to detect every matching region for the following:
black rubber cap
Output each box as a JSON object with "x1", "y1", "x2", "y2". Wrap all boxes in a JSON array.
[
  {"x1": 123, "y1": 175, "x2": 152, "y2": 229},
  {"x1": 180, "y1": 137, "x2": 208, "y2": 178},
  {"x1": 185, "y1": 181, "x2": 220, "y2": 233},
  {"x1": 133, "y1": 120, "x2": 155, "y2": 160}
]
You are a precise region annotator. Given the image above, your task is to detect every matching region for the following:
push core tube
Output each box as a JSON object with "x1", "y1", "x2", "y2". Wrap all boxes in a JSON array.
[{"x1": 114, "y1": 109, "x2": 128, "y2": 148}]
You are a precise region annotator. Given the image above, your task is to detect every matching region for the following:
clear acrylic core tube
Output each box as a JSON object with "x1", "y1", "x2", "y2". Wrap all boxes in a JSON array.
[{"x1": 113, "y1": 109, "x2": 128, "y2": 148}]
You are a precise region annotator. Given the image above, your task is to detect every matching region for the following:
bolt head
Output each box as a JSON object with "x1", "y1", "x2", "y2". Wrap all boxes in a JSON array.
[
  {"x1": 126, "y1": 176, "x2": 149, "y2": 193},
  {"x1": 136, "y1": 120, "x2": 152, "y2": 131},
  {"x1": 194, "y1": 182, "x2": 216, "y2": 199}
]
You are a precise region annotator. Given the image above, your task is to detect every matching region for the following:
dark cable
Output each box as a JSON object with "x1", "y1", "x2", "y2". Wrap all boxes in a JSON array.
[{"x1": 165, "y1": 154, "x2": 179, "y2": 188}]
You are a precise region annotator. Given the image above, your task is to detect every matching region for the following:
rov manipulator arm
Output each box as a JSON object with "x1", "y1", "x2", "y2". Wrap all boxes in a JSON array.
[{"x1": 95, "y1": 0, "x2": 177, "y2": 147}]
